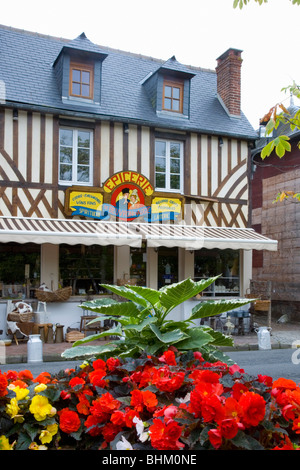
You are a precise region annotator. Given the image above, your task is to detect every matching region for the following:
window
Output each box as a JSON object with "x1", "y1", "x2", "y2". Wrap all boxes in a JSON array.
[
  {"x1": 59, "y1": 128, "x2": 93, "y2": 185},
  {"x1": 59, "y1": 244, "x2": 114, "y2": 295},
  {"x1": 155, "y1": 139, "x2": 183, "y2": 192},
  {"x1": 69, "y1": 62, "x2": 94, "y2": 99},
  {"x1": 163, "y1": 79, "x2": 184, "y2": 113}
]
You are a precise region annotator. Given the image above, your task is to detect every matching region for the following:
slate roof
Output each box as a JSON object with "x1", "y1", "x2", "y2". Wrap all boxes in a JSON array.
[{"x1": 0, "y1": 24, "x2": 257, "y2": 140}]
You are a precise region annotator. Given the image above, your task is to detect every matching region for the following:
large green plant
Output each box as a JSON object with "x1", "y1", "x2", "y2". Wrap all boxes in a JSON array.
[{"x1": 62, "y1": 277, "x2": 251, "y2": 364}]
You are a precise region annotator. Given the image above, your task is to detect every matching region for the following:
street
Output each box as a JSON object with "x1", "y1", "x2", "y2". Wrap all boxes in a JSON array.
[{"x1": 1, "y1": 349, "x2": 300, "y2": 383}]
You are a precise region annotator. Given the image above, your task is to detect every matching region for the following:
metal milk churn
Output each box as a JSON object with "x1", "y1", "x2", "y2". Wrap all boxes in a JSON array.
[
  {"x1": 27, "y1": 334, "x2": 43, "y2": 363},
  {"x1": 255, "y1": 327, "x2": 272, "y2": 350}
]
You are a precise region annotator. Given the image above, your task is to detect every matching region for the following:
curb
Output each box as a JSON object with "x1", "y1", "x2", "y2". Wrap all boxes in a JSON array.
[{"x1": 2, "y1": 342, "x2": 295, "y2": 365}]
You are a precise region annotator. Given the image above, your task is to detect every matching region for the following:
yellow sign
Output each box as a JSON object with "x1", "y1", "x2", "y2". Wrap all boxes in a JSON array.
[
  {"x1": 69, "y1": 191, "x2": 104, "y2": 218},
  {"x1": 103, "y1": 171, "x2": 154, "y2": 196},
  {"x1": 151, "y1": 197, "x2": 182, "y2": 215}
]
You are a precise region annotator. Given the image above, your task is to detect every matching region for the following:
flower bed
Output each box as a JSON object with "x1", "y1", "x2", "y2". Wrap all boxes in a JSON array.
[{"x1": 0, "y1": 349, "x2": 300, "y2": 450}]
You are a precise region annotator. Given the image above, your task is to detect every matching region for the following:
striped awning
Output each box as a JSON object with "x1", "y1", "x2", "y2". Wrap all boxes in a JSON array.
[
  {"x1": 0, "y1": 216, "x2": 277, "y2": 251},
  {"x1": 0, "y1": 216, "x2": 142, "y2": 247},
  {"x1": 133, "y1": 223, "x2": 278, "y2": 251}
]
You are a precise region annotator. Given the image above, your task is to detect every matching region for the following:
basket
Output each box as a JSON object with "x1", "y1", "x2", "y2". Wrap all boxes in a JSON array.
[
  {"x1": 7, "y1": 312, "x2": 33, "y2": 322},
  {"x1": 254, "y1": 299, "x2": 271, "y2": 311},
  {"x1": 65, "y1": 330, "x2": 85, "y2": 343},
  {"x1": 35, "y1": 286, "x2": 72, "y2": 302}
]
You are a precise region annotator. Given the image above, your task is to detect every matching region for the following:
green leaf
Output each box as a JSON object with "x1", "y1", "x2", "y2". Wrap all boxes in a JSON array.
[
  {"x1": 101, "y1": 284, "x2": 150, "y2": 308},
  {"x1": 149, "y1": 323, "x2": 188, "y2": 344},
  {"x1": 261, "y1": 139, "x2": 275, "y2": 159},
  {"x1": 72, "y1": 324, "x2": 123, "y2": 346},
  {"x1": 61, "y1": 343, "x2": 117, "y2": 359},
  {"x1": 189, "y1": 298, "x2": 251, "y2": 321},
  {"x1": 123, "y1": 316, "x2": 157, "y2": 332},
  {"x1": 159, "y1": 277, "x2": 219, "y2": 313},
  {"x1": 175, "y1": 327, "x2": 213, "y2": 350},
  {"x1": 80, "y1": 301, "x2": 142, "y2": 318},
  {"x1": 231, "y1": 431, "x2": 264, "y2": 450},
  {"x1": 15, "y1": 431, "x2": 32, "y2": 450},
  {"x1": 202, "y1": 327, "x2": 234, "y2": 346},
  {"x1": 123, "y1": 285, "x2": 160, "y2": 307}
]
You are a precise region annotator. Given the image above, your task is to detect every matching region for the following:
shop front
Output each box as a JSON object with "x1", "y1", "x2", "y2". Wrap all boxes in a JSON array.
[{"x1": 0, "y1": 171, "x2": 278, "y2": 341}]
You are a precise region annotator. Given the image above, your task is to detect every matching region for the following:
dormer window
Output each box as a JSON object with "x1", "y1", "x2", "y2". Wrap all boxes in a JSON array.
[
  {"x1": 163, "y1": 79, "x2": 184, "y2": 113},
  {"x1": 70, "y1": 61, "x2": 94, "y2": 99}
]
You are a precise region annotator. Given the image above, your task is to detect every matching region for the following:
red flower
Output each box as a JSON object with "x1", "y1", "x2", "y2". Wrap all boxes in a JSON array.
[
  {"x1": 60, "y1": 390, "x2": 71, "y2": 400},
  {"x1": 159, "y1": 350, "x2": 177, "y2": 366},
  {"x1": 88, "y1": 368, "x2": 107, "y2": 388},
  {"x1": 229, "y1": 364, "x2": 245, "y2": 375},
  {"x1": 292, "y1": 417, "x2": 300, "y2": 434},
  {"x1": 92, "y1": 358, "x2": 106, "y2": 370},
  {"x1": 208, "y1": 428, "x2": 223, "y2": 449},
  {"x1": 33, "y1": 372, "x2": 52, "y2": 384},
  {"x1": 69, "y1": 377, "x2": 85, "y2": 389},
  {"x1": 142, "y1": 390, "x2": 158, "y2": 411},
  {"x1": 18, "y1": 369, "x2": 34, "y2": 381},
  {"x1": 231, "y1": 382, "x2": 249, "y2": 401},
  {"x1": 124, "y1": 408, "x2": 140, "y2": 427},
  {"x1": 101, "y1": 422, "x2": 121, "y2": 442},
  {"x1": 76, "y1": 390, "x2": 93, "y2": 416},
  {"x1": 90, "y1": 392, "x2": 120, "y2": 417},
  {"x1": 149, "y1": 419, "x2": 183, "y2": 450},
  {"x1": 106, "y1": 357, "x2": 121, "y2": 371},
  {"x1": 130, "y1": 390, "x2": 144, "y2": 412},
  {"x1": 219, "y1": 418, "x2": 239, "y2": 440},
  {"x1": 0, "y1": 373, "x2": 8, "y2": 397},
  {"x1": 238, "y1": 392, "x2": 266, "y2": 428},
  {"x1": 84, "y1": 414, "x2": 102, "y2": 436},
  {"x1": 201, "y1": 395, "x2": 225, "y2": 424},
  {"x1": 152, "y1": 367, "x2": 185, "y2": 393},
  {"x1": 111, "y1": 410, "x2": 126, "y2": 426},
  {"x1": 59, "y1": 408, "x2": 81, "y2": 434}
]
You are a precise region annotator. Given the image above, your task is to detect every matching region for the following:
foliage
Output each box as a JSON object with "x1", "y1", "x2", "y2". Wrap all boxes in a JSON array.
[
  {"x1": 233, "y1": 0, "x2": 300, "y2": 9},
  {"x1": 61, "y1": 277, "x2": 250, "y2": 364},
  {"x1": 1, "y1": 350, "x2": 300, "y2": 450}
]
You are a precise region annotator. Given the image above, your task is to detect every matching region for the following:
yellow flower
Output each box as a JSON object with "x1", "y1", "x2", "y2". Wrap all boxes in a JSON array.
[
  {"x1": 29, "y1": 395, "x2": 53, "y2": 421},
  {"x1": 29, "y1": 442, "x2": 48, "y2": 450},
  {"x1": 5, "y1": 397, "x2": 24, "y2": 423},
  {"x1": 0, "y1": 435, "x2": 12, "y2": 450},
  {"x1": 34, "y1": 383, "x2": 47, "y2": 393},
  {"x1": 39, "y1": 423, "x2": 58, "y2": 444},
  {"x1": 13, "y1": 386, "x2": 30, "y2": 401},
  {"x1": 80, "y1": 361, "x2": 89, "y2": 369}
]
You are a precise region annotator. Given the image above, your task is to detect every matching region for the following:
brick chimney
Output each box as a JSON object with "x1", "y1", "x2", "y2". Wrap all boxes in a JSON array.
[{"x1": 216, "y1": 48, "x2": 243, "y2": 116}]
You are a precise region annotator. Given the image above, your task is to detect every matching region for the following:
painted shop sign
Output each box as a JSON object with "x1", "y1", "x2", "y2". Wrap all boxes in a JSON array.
[{"x1": 65, "y1": 172, "x2": 182, "y2": 222}]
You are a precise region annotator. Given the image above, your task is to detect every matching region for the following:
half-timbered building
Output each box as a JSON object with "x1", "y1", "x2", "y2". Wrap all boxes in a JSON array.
[{"x1": 0, "y1": 25, "x2": 277, "y2": 338}]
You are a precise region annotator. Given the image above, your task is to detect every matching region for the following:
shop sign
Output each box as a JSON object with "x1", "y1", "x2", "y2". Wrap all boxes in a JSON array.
[
  {"x1": 66, "y1": 172, "x2": 183, "y2": 222},
  {"x1": 68, "y1": 190, "x2": 104, "y2": 218}
]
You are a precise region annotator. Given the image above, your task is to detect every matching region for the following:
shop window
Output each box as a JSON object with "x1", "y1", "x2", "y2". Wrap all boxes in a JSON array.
[
  {"x1": 69, "y1": 61, "x2": 94, "y2": 99},
  {"x1": 0, "y1": 243, "x2": 40, "y2": 299},
  {"x1": 155, "y1": 139, "x2": 183, "y2": 192},
  {"x1": 194, "y1": 248, "x2": 240, "y2": 296},
  {"x1": 59, "y1": 244, "x2": 113, "y2": 295},
  {"x1": 59, "y1": 127, "x2": 93, "y2": 185}
]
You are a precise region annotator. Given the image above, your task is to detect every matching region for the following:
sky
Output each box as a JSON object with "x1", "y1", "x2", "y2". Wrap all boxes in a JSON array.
[{"x1": 1, "y1": 0, "x2": 299, "y2": 129}]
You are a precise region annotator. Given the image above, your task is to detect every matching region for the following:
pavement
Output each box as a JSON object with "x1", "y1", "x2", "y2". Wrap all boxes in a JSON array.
[{"x1": 2, "y1": 314, "x2": 300, "y2": 365}]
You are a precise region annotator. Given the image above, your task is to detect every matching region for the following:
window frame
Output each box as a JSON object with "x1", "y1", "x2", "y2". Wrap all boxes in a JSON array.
[
  {"x1": 155, "y1": 139, "x2": 184, "y2": 193},
  {"x1": 162, "y1": 78, "x2": 184, "y2": 114},
  {"x1": 69, "y1": 61, "x2": 94, "y2": 100},
  {"x1": 58, "y1": 127, "x2": 94, "y2": 186}
]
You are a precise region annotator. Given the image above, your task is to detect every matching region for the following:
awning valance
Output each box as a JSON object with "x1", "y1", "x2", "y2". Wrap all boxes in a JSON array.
[{"x1": 0, "y1": 216, "x2": 278, "y2": 251}]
